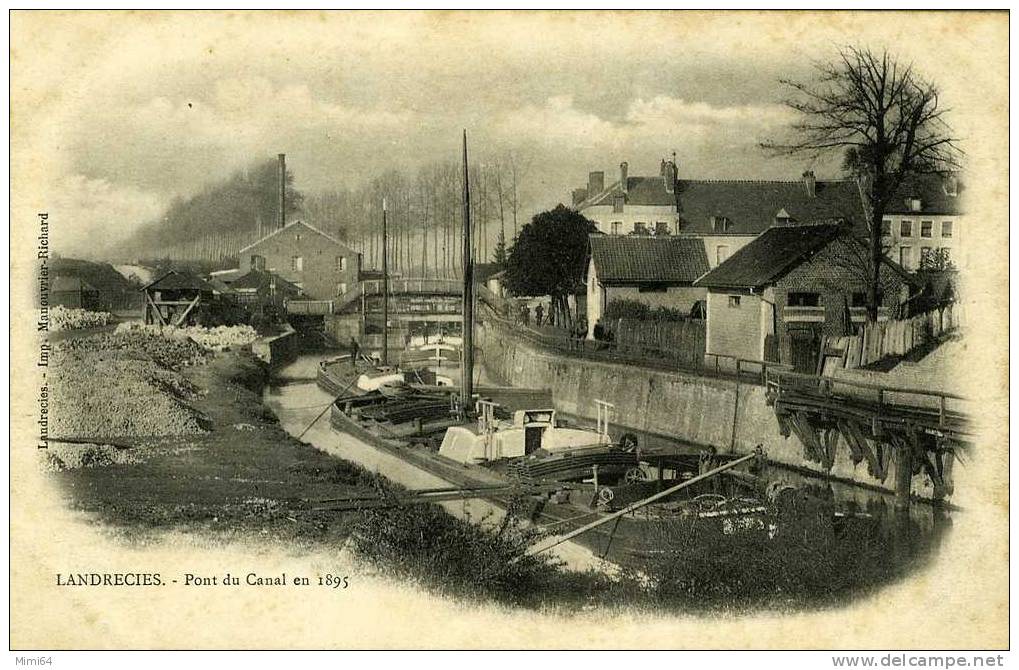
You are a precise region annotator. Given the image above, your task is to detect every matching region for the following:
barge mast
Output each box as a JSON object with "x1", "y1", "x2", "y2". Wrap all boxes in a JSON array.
[{"x1": 461, "y1": 130, "x2": 475, "y2": 406}]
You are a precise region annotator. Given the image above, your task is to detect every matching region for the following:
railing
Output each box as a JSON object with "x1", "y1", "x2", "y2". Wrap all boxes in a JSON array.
[
  {"x1": 764, "y1": 366, "x2": 969, "y2": 429},
  {"x1": 486, "y1": 314, "x2": 776, "y2": 384},
  {"x1": 703, "y1": 352, "x2": 793, "y2": 385},
  {"x1": 361, "y1": 278, "x2": 463, "y2": 296},
  {"x1": 285, "y1": 299, "x2": 334, "y2": 315}
]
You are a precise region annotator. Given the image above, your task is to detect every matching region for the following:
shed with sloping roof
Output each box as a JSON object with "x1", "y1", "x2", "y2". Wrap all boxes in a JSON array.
[
  {"x1": 586, "y1": 234, "x2": 711, "y2": 336},
  {"x1": 693, "y1": 224, "x2": 917, "y2": 371},
  {"x1": 141, "y1": 270, "x2": 217, "y2": 326}
]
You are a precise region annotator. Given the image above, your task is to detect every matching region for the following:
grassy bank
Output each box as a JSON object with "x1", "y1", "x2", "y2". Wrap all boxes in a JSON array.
[{"x1": 45, "y1": 336, "x2": 377, "y2": 547}]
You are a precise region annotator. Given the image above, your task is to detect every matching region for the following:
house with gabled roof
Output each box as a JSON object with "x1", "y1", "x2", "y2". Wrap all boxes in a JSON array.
[
  {"x1": 572, "y1": 160, "x2": 869, "y2": 268},
  {"x1": 586, "y1": 234, "x2": 710, "y2": 337},
  {"x1": 237, "y1": 220, "x2": 361, "y2": 301},
  {"x1": 693, "y1": 223, "x2": 917, "y2": 372}
]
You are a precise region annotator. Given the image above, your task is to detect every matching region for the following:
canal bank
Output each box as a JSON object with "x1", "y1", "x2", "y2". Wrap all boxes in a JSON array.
[{"x1": 476, "y1": 319, "x2": 956, "y2": 503}]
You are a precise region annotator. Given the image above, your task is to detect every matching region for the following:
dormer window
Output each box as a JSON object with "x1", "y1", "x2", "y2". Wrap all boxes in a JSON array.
[
  {"x1": 775, "y1": 208, "x2": 793, "y2": 225},
  {"x1": 712, "y1": 216, "x2": 733, "y2": 232},
  {"x1": 907, "y1": 198, "x2": 923, "y2": 212},
  {"x1": 613, "y1": 195, "x2": 625, "y2": 214}
]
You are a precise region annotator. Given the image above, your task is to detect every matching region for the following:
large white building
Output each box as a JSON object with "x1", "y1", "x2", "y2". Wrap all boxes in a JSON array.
[{"x1": 879, "y1": 174, "x2": 964, "y2": 271}]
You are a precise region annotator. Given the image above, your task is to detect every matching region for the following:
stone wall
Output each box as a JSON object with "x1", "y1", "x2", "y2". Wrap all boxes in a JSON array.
[
  {"x1": 478, "y1": 318, "x2": 950, "y2": 500},
  {"x1": 251, "y1": 328, "x2": 300, "y2": 367}
]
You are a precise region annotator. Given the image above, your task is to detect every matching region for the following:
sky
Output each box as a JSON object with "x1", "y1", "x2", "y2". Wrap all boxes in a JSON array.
[{"x1": 11, "y1": 11, "x2": 1003, "y2": 257}]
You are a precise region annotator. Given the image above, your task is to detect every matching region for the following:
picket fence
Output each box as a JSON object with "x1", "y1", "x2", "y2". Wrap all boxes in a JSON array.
[{"x1": 827, "y1": 304, "x2": 964, "y2": 371}]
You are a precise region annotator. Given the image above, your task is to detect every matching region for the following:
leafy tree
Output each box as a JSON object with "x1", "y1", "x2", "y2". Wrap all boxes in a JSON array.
[
  {"x1": 763, "y1": 46, "x2": 961, "y2": 321},
  {"x1": 504, "y1": 205, "x2": 596, "y2": 327}
]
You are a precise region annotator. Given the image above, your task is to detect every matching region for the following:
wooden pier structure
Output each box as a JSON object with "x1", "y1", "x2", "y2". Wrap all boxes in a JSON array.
[{"x1": 764, "y1": 368, "x2": 970, "y2": 505}]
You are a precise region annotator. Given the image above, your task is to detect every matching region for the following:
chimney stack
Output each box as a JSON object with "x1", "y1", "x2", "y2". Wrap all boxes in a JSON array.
[
  {"x1": 277, "y1": 153, "x2": 287, "y2": 229},
  {"x1": 620, "y1": 162, "x2": 629, "y2": 193},
  {"x1": 588, "y1": 171, "x2": 604, "y2": 196},
  {"x1": 802, "y1": 170, "x2": 816, "y2": 199}
]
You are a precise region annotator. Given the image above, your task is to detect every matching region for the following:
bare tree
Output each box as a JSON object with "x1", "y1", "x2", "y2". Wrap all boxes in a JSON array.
[{"x1": 763, "y1": 46, "x2": 961, "y2": 321}]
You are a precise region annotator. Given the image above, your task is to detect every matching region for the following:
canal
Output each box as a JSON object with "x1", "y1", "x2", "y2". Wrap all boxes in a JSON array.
[
  {"x1": 265, "y1": 349, "x2": 951, "y2": 585},
  {"x1": 263, "y1": 352, "x2": 619, "y2": 574}
]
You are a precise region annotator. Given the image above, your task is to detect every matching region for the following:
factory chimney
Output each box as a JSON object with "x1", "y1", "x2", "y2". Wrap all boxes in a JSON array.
[{"x1": 277, "y1": 153, "x2": 287, "y2": 229}]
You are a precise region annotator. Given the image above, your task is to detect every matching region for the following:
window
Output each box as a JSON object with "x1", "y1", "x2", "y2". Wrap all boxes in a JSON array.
[
  {"x1": 610, "y1": 221, "x2": 622, "y2": 235},
  {"x1": 921, "y1": 220, "x2": 933, "y2": 237},
  {"x1": 899, "y1": 246, "x2": 913, "y2": 269},
  {"x1": 251, "y1": 254, "x2": 266, "y2": 271},
  {"x1": 291, "y1": 256, "x2": 304, "y2": 272},
  {"x1": 613, "y1": 195, "x2": 624, "y2": 213},
  {"x1": 787, "y1": 292, "x2": 820, "y2": 307},
  {"x1": 337, "y1": 282, "x2": 348, "y2": 295},
  {"x1": 900, "y1": 220, "x2": 912, "y2": 237},
  {"x1": 942, "y1": 221, "x2": 953, "y2": 237},
  {"x1": 633, "y1": 222, "x2": 649, "y2": 235},
  {"x1": 728, "y1": 295, "x2": 741, "y2": 308},
  {"x1": 851, "y1": 292, "x2": 868, "y2": 308},
  {"x1": 336, "y1": 256, "x2": 348, "y2": 271},
  {"x1": 655, "y1": 221, "x2": 670, "y2": 235},
  {"x1": 712, "y1": 216, "x2": 732, "y2": 232},
  {"x1": 881, "y1": 219, "x2": 892, "y2": 236},
  {"x1": 908, "y1": 198, "x2": 922, "y2": 212},
  {"x1": 715, "y1": 245, "x2": 730, "y2": 265}
]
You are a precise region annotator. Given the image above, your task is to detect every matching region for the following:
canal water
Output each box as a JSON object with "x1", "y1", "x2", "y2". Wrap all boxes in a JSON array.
[
  {"x1": 265, "y1": 351, "x2": 951, "y2": 578},
  {"x1": 263, "y1": 353, "x2": 618, "y2": 573}
]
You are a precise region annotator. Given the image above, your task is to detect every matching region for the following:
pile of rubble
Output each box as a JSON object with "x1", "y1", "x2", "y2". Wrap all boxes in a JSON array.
[
  {"x1": 57, "y1": 330, "x2": 208, "y2": 369},
  {"x1": 50, "y1": 306, "x2": 112, "y2": 332},
  {"x1": 115, "y1": 322, "x2": 259, "y2": 352},
  {"x1": 50, "y1": 332, "x2": 211, "y2": 439}
]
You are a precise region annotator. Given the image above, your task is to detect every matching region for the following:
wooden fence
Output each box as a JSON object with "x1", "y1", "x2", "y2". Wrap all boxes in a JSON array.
[
  {"x1": 603, "y1": 317, "x2": 706, "y2": 366},
  {"x1": 823, "y1": 304, "x2": 964, "y2": 371}
]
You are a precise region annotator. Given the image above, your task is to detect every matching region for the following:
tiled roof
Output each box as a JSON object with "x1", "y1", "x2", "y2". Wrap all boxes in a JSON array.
[
  {"x1": 208, "y1": 268, "x2": 245, "y2": 284},
  {"x1": 141, "y1": 270, "x2": 215, "y2": 292},
  {"x1": 884, "y1": 174, "x2": 963, "y2": 215},
  {"x1": 577, "y1": 175, "x2": 868, "y2": 235},
  {"x1": 674, "y1": 180, "x2": 866, "y2": 235},
  {"x1": 694, "y1": 224, "x2": 844, "y2": 289},
  {"x1": 238, "y1": 220, "x2": 351, "y2": 254},
  {"x1": 590, "y1": 234, "x2": 710, "y2": 284},
  {"x1": 231, "y1": 269, "x2": 303, "y2": 296},
  {"x1": 578, "y1": 177, "x2": 676, "y2": 208},
  {"x1": 694, "y1": 223, "x2": 917, "y2": 290}
]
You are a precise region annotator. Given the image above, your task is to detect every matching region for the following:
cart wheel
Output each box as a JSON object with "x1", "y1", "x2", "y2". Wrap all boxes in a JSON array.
[
  {"x1": 624, "y1": 467, "x2": 647, "y2": 484},
  {"x1": 595, "y1": 486, "x2": 615, "y2": 508}
]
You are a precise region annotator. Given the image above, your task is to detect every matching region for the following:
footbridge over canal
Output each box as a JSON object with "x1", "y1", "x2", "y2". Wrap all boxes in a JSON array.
[{"x1": 284, "y1": 277, "x2": 506, "y2": 341}]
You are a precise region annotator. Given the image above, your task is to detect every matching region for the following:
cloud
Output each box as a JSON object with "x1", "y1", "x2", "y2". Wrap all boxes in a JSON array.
[
  {"x1": 47, "y1": 175, "x2": 165, "y2": 255},
  {"x1": 65, "y1": 76, "x2": 416, "y2": 197}
]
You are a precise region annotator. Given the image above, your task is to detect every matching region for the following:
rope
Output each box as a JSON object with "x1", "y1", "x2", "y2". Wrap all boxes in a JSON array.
[{"x1": 296, "y1": 374, "x2": 359, "y2": 441}]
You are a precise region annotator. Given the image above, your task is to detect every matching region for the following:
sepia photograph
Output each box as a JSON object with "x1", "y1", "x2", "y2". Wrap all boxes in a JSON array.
[{"x1": 8, "y1": 9, "x2": 1010, "y2": 654}]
